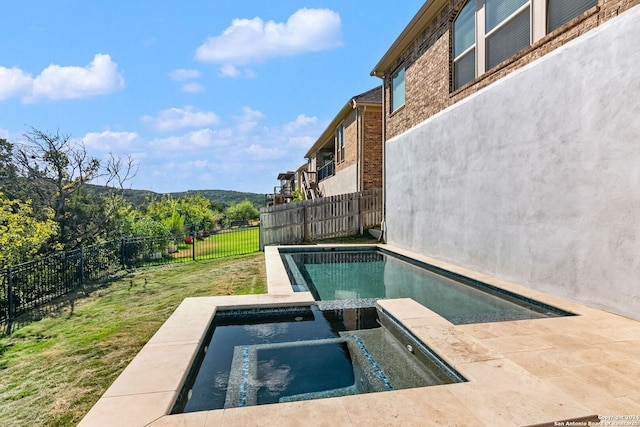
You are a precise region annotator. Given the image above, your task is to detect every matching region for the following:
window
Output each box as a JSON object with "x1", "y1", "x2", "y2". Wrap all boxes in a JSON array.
[
  {"x1": 453, "y1": 0, "x2": 476, "y2": 89},
  {"x1": 452, "y1": 0, "x2": 596, "y2": 91},
  {"x1": 391, "y1": 65, "x2": 405, "y2": 112},
  {"x1": 335, "y1": 123, "x2": 345, "y2": 163},
  {"x1": 547, "y1": 0, "x2": 597, "y2": 32},
  {"x1": 485, "y1": 0, "x2": 530, "y2": 69}
]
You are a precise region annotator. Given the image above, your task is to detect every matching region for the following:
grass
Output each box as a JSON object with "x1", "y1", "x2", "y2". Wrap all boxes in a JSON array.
[
  {"x1": 0, "y1": 253, "x2": 266, "y2": 427},
  {"x1": 0, "y1": 232, "x2": 380, "y2": 426},
  {"x1": 172, "y1": 227, "x2": 260, "y2": 260}
]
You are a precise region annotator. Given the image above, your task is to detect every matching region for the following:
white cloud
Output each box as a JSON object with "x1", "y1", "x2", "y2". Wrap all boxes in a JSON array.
[
  {"x1": 142, "y1": 106, "x2": 220, "y2": 132},
  {"x1": 217, "y1": 64, "x2": 257, "y2": 79},
  {"x1": 168, "y1": 69, "x2": 204, "y2": 92},
  {"x1": 188, "y1": 128, "x2": 227, "y2": 147},
  {"x1": 218, "y1": 64, "x2": 241, "y2": 78},
  {"x1": 234, "y1": 107, "x2": 265, "y2": 133},
  {"x1": 0, "y1": 54, "x2": 124, "y2": 102},
  {"x1": 78, "y1": 107, "x2": 323, "y2": 193},
  {"x1": 181, "y1": 82, "x2": 204, "y2": 93},
  {"x1": 149, "y1": 128, "x2": 232, "y2": 151},
  {"x1": 31, "y1": 54, "x2": 125, "y2": 101},
  {"x1": 195, "y1": 8, "x2": 342, "y2": 65},
  {"x1": 288, "y1": 135, "x2": 315, "y2": 148},
  {"x1": 82, "y1": 130, "x2": 140, "y2": 152},
  {"x1": 283, "y1": 114, "x2": 318, "y2": 134},
  {"x1": 168, "y1": 69, "x2": 202, "y2": 81},
  {"x1": 245, "y1": 144, "x2": 286, "y2": 160},
  {"x1": 0, "y1": 67, "x2": 33, "y2": 101},
  {"x1": 192, "y1": 159, "x2": 211, "y2": 169},
  {"x1": 281, "y1": 114, "x2": 325, "y2": 148}
]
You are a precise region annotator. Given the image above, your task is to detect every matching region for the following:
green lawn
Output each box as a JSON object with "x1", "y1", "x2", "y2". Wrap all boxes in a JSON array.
[
  {"x1": 0, "y1": 232, "x2": 379, "y2": 426},
  {"x1": 0, "y1": 253, "x2": 266, "y2": 427},
  {"x1": 171, "y1": 227, "x2": 260, "y2": 260}
]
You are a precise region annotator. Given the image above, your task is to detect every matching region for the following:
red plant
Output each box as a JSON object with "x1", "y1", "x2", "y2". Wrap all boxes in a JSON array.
[{"x1": 183, "y1": 237, "x2": 193, "y2": 244}]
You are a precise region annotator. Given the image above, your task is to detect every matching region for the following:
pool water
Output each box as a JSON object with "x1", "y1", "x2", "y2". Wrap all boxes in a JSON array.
[
  {"x1": 281, "y1": 247, "x2": 572, "y2": 324},
  {"x1": 171, "y1": 305, "x2": 464, "y2": 413}
]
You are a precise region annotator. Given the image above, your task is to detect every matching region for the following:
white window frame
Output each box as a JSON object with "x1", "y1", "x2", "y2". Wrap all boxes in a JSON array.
[
  {"x1": 480, "y1": 0, "x2": 528, "y2": 76},
  {"x1": 335, "y1": 122, "x2": 345, "y2": 164},
  {"x1": 453, "y1": 0, "x2": 477, "y2": 89},
  {"x1": 453, "y1": 0, "x2": 596, "y2": 90},
  {"x1": 391, "y1": 64, "x2": 405, "y2": 112}
]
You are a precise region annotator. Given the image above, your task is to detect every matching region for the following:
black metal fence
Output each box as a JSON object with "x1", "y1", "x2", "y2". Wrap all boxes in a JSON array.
[{"x1": 0, "y1": 226, "x2": 260, "y2": 325}]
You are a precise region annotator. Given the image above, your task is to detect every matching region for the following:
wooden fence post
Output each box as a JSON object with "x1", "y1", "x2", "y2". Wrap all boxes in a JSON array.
[
  {"x1": 258, "y1": 189, "x2": 382, "y2": 246},
  {"x1": 303, "y1": 204, "x2": 308, "y2": 241},
  {"x1": 357, "y1": 195, "x2": 362, "y2": 235}
]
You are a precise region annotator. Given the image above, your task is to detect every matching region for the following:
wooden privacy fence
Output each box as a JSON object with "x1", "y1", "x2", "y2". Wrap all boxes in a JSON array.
[{"x1": 259, "y1": 189, "x2": 382, "y2": 248}]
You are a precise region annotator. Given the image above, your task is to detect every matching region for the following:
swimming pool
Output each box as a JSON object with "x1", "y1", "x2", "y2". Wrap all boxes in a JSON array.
[
  {"x1": 171, "y1": 305, "x2": 465, "y2": 413},
  {"x1": 280, "y1": 246, "x2": 573, "y2": 324}
]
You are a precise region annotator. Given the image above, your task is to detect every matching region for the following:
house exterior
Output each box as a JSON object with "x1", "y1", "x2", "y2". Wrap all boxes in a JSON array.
[
  {"x1": 304, "y1": 86, "x2": 383, "y2": 198},
  {"x1": 265, "y1": 170, "x2": 295, "y2": 207},
  {"x1": 372, "y1": 1, "x2": 640, "y2": 319},
  {"x1": 266, "y1": 164, "x2": 309, "y2": 206},
  {"x1": 371, "y1": 0, "x2": 636, "y2": 139}
]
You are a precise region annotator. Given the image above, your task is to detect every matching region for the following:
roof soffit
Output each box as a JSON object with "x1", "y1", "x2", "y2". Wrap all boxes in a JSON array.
[
  {"x1": 305, "y1": 86, "x2": 382, "y2": 158},
  {"x1": 371, "y1": 0, "x2": 449, "y2": 77}
]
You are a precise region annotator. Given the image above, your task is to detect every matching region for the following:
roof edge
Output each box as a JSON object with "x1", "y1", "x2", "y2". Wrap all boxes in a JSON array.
[
  {"x1": 304, "y1": 87, "x2": 382, "y2": 158},
  {"x1": 370, "y1": 0, "x2": 448, "y2": 77}
]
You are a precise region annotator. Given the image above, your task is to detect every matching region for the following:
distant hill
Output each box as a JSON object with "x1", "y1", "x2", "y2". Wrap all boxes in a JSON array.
[{"x1": 85, "y1": 184, "x2": 266, "y2": 209}]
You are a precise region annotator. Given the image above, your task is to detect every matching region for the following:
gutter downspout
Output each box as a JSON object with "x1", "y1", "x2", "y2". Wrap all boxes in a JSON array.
[
  {"x1": 380, "y1": 79, "x2": 386, "y2": 242},
  {"x1": 351, "y1": 99, "x2": 364, "y2": 193},
  {"x1": 362, "y1": 105, "x2": 367, "y2": 193}
]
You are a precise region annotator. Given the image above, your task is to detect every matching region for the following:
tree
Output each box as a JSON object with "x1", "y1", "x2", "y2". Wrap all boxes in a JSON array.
[
  {"x1": 11, "y1": 128, "x2": 137, "y2": 249},
  {"x1": 163, "y1": 211, "x2": 185, "y2": 236},
  {"x1": 292, "y1": 188, "x2": 304, "y2": 202},
  {"x1": 0, "y1": 193, "x2": 58, "y2": 266},
  {"x1": 130, "y1": 217, "x2": 171, "y2": 237},
  {"x1": 145, "y1": 194, "x2": 222, "y2": 234},
  {"x1": 224, "y1": 200, "x2": 259, "y2": 225},
  {"x1": 0, "y1": 139, "x2": 21, "y2": 200}
]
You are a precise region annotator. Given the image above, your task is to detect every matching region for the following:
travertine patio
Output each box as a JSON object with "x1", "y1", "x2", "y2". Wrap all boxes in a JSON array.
[{"x1": 79, "y1": 245, "x2": 640, "y2": 426}]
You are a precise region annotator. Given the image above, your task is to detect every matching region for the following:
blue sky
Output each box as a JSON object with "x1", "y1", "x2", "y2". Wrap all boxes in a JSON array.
[{"x1": 0, "y1": 1, "x2": 425, "y2": 194}]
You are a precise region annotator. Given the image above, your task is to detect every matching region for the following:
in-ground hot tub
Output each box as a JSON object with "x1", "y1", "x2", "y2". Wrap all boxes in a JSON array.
[{"x1": 171, "y1": 304, "x2": 465, "y2": 413}]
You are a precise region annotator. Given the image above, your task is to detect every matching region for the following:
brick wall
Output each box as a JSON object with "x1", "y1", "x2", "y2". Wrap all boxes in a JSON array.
[
  {"x1": 384, "y1": 0, "x2": 640, "y2": 139},
  {"x1": 335, "y1": 107, "x2": 383, "y2": 191},
  {"x1": 362, "y1": 109, "x2": 383, "y2": 190}
]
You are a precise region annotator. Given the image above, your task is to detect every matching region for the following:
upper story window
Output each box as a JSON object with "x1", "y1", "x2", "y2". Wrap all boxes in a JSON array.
[
  {"x1": 452, "y1": 0, "x2": 597, "y2": 90},
  {"x1": 453, "y1": 0, "x2": 476, "y2": 89},
  {"x1": 335, "y1": 123, "x2": 345, "y2": 163},
  {"x1": 391, "y1": 65, "x2": 405, "y2": 112},
  {"x1": 485, "y1": 0, "x2": 531, "y2": 69},
  {"x1": 547, "y1": 0, "x2": 597, "y2": 32}
]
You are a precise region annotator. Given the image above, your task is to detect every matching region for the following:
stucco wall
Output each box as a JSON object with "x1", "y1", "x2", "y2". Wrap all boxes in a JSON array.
[
  {"x1": 385, "y1": 6, "x2": 640, "y2": 320},
  {"x1": 319, "y1": 164, "x2": 358, "y2": 197}
]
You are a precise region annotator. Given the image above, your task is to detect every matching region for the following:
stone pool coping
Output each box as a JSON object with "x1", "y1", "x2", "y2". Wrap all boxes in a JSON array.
[{"x1": 79, "y1": 244, "x2": 640, "y2": 426}]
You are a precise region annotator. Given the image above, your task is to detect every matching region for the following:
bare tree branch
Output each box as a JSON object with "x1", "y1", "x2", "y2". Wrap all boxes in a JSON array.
[{"x1": 11, "y1": 127, "x2": 138, "y2": 249}]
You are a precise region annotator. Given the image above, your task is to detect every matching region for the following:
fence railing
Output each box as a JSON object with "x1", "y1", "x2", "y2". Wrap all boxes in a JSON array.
[
  {"x1": 259, "y1": 189, "x2": 382, "y2": 249},
  {"x1": 0, "y1": 226, "x2": 260, "y2": 325}
]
